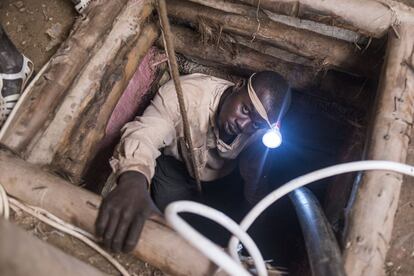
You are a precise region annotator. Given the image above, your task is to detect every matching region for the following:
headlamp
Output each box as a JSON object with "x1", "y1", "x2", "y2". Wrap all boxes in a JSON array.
[{"x1": 262, "y1": 125, "x2": 282, "y2": 148}]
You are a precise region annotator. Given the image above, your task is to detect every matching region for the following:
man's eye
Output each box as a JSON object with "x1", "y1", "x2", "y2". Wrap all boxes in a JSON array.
[{"x1": 242, "y1": 105, "x2": 249, "y2": 115}]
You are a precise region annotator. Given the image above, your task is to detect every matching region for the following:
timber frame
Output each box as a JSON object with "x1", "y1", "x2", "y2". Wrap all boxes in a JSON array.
[{"x1": 0, "y1": 0, "x2": 414, "y2": 275}]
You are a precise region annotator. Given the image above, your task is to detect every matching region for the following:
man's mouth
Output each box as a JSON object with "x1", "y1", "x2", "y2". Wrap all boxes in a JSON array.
[{"x1": 226, "y1": 122, "x2": 238, "y2": 136}]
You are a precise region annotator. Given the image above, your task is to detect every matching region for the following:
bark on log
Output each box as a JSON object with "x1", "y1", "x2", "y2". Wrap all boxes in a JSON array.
[
  {"x1": 164, "y1": 25, "x2": 319, "y2": 90},
  {"x1": 0, "y1": 148, "x2": 216, "y2": 276},
  {"x1": 24, "y1": 0, "x2": 157, "y2": 170},
  {"x1": 343, "y1": 23, "x2": 414, "y2": 276},
  {"x1": 24, "y1": 15, "x2": 158, "y2": 182},
  {"x1": 0, "y1": 0, "x2": 128, "y2": 156},
  {"x1": 188, "y1": 0, "x2": 363, "y2": 43},
  {"x1": 236, "y1": 0, "x2": 414, "y2": 38},
  {"x1": 167, "y1": 0, "x2": 372, "y2": 75},
  {"x1": 0, "y1": 219, "x2": 107, "y2": 276}
]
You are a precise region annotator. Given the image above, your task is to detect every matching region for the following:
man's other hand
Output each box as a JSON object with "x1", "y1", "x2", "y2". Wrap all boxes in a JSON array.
[{"x1": 96, "y1": 171, "x2": 160, "y2": 253}]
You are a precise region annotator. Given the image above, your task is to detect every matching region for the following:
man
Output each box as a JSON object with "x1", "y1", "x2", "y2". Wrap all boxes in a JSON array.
[{"x1": 96, "y1": 71, "x2": 291, "y2": 253}]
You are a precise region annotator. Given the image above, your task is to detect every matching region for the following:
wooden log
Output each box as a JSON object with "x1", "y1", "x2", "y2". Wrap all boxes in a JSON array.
[
  {"x1": 163, "y1": 25, "x2": 319, "y2": 90},
  {"x1": 167, "y1": 0, "x2": 372, "y2": 75},
  {"x1": 343, "y1": 23, "x2": 414, "y2": 276},
  {"x1": 22, "y1": 1, "x2": 157, "y2": 181},
  {"x1": 188, "y1": 0, "x2": 363, "y2": 43},
  {"x1": 236, "y1": 0, "x2": 414, "y2": 38},
  {"x1": 0, "y1": 148, "x2": 216, "y2": 276},
  {"x1": 0, "y1": 219, "x2": 107, "y2": 276},
  {"x1": 229, "y1": 34, "x2": 315, "y2": 67},
  {"x1": 0, "y1": 0, "x2": 128, "y2": 156}
]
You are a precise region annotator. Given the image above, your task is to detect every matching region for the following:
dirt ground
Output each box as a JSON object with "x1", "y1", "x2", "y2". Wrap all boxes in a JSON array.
[
  {"x1": 0, "y1": 1, "x2": 161, "y2": 275},
  {"x1": 1, "y1": 0, "x2": 414, "y2": 275}
]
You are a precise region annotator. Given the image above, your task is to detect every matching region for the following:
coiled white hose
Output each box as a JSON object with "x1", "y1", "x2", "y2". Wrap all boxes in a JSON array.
[{"x1": 165, "y1": 160, "x2": 414, "y2": 276}]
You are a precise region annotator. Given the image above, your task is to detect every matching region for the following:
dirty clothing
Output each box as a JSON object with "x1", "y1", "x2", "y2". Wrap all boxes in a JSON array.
[{"x1": 110, "y1": 73, "x2": 262, "y2": 185}]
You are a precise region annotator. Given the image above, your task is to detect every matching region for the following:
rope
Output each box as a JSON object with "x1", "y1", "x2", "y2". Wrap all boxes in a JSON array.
[
  {"x1": 157, "y1": 0, "x2": 202, "y2": 193},
  {"x1": 0, "y1": 183, "x2": 130, "y2": 276}
]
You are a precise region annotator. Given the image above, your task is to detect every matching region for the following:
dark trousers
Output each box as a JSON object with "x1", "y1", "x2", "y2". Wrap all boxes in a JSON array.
[{"x1": 151, "y1": 155, "x2": 248, "y2": 245}]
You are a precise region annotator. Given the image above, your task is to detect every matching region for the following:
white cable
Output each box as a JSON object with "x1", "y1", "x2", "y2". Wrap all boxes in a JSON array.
[
  {"x1": 228, "y1": 160, "x2": 414, "y2": 262},
  {"x1": 165, "y1": 201, "x2": 266, "y2": 276},
  {"x1": 8, "y1": 198, "x2": 131, "y2": 276},
  {"x1": 165, "y1": 160, "x2": 414, "y2": 276},
  {"x1": 0, "y1": 183, "x2": 130, "y2": 276}
]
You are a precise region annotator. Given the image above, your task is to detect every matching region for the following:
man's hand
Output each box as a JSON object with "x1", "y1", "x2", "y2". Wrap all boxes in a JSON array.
[{"x1": 96, "y1": 171, "x2": 160, "y2": 253}]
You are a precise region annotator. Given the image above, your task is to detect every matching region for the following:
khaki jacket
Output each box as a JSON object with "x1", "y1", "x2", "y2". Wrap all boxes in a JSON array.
[{"x1": 110, "y1": 73, "x2": 261, "y2": 184}]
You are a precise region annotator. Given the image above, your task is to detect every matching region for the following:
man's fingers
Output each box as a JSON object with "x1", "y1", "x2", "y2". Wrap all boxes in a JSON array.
[
  {"x1": 96, "y1": 204, "x2": 110, "y2": 237},
  {"x1": 112, "y1": 213, "x2": 132, "y2": 253},
  {"x1": 103, "y1": 211, "x2": 120, "y2": 249},
  {"x1": 123, "y1": 216, "x2": 145, "y2": 252}
]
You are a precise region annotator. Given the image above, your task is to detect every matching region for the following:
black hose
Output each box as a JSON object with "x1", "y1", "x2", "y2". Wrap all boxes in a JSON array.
[{"x1": 290, "y1": 187, "x2": 345, "y2": 276}]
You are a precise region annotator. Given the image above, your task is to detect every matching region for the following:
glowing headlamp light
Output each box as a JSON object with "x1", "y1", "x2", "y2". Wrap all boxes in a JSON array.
[{"x1": 262, "y1": 125, "x2": 282, "y2": 148}]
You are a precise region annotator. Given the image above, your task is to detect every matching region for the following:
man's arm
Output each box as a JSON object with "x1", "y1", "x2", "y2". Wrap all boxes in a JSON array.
[
  {"x1": 96, "y1": 85, "x2": 180, "y2": 253},
  {"x1": 239, "y1": 141, "x2": 271, "y2": 205}
]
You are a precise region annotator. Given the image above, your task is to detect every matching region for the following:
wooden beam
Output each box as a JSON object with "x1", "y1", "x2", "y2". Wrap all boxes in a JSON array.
[
  {"x1": 236, "y1": 0, "x2": 414, "y2": 38},
  {"x1": 0, "y1": 219, "x2": 107, "y2": 276},
  {"x1": 0, "y1": 148, "x2": 216, "y2": 276},
  {"x1": 343, "y1": 23, "x2": 414, "y2": 276},
  {"x1": 164, "y1": 25, "x2": 319, "y2": 90},
  {"x1": 188, "y1": 0, "x2": 363, "y2": 43},
  {"x1": 51, "y1": 23, "x2": 159, "y2": 183},
  {"x1": 0, "y1": 0, "x2": 128, "y2": 156},
  {"x1": 167, "y1": 0, "x2": 373, "y2": 75}
]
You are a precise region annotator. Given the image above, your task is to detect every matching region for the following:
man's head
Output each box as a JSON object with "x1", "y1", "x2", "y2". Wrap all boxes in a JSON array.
[{"x1": 216, "y1": 71, "x2": 290, "y2": 143}]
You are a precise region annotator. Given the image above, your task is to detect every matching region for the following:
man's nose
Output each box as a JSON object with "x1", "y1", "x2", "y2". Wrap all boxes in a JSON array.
[{"x1": 237, "y1": 118, "x2": 251, "y2": 133}]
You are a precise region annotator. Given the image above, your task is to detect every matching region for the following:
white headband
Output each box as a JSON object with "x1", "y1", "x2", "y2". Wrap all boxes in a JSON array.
[{"x1": 247, "y1": 73, "x2": 291, "y2": 129}]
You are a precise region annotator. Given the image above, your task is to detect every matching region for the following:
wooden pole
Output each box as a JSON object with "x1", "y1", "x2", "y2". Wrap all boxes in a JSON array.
[
  {"x1": 18, "y1": 1, "x2": 156, "y2": 182},
  {"x1": 236, "y1": 0, "x2": 414, "y2": 38},
  {"x1": 188, "y1": 0, "x2": 363, "y2": 43},
  {"x1": 167, "y1": 0, "x2": 373, "y2": 75},
  {"x1": 48, "y1": 22, "x2": 157, "y2": 182},
  {"x1": 0, "y1": 0, "x2": 128, "y2": 156},
  {"x1": 343, "y1": 23, "x2": 414, "y2": 276},
  {"x1": 157, "y1": 0, "x2": 202, "y2": 192},
  {"x1": 0, "y1": 148, "x2": 216, "y2": 276},
  {"x1": 164, "y1": 25, "x2": 319, "y2": 90},
  {"x1": 0, "y1": 219, "x2": 107, "y2": 276}
]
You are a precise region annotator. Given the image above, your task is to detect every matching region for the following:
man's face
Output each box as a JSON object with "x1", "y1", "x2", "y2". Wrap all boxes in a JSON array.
[{"x1": 217, "y1": 85, "x2": 268, "y2": 143}]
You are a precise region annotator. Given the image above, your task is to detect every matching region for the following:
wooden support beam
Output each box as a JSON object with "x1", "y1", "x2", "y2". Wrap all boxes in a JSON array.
[
  {"x1": 0, "y1": 219, "x2": 107, "y2": 276},
  {"x1": 167, "y1": 0, "x2": 373, "y2": 75},
  {"x1": 236, "y1": 0, "x2": 414, "y2": 38},
  {"x1": 0, "y1": 148, "x2": 216, "y2": 276},
  {"x1": 0, "y1": 0, "x2": 128, "y2": 156},
  {"x1": 188, "y1": 0, "x2": 363, "y2": 43},
  {"x1": 164, "y1": 25, "x2": 319, "y2": 90},
  {"x1": 343, "y1": 23, "x2": 414, "y2": 276},
  {"x1": 51, "y1": 23, "x2": 159, "y2": 183},
  {"x1": 1, "y1": 0, "x2": 157, "y2": 183}
]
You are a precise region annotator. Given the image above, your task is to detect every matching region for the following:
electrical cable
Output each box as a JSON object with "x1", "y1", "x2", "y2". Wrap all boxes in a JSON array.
[
  {"x1": 165, "y1": 160, "x2": 414, "y2": 276},
  {"x1": 0, "y1": 183, "x2": 130, "y2": 276},
  {"x1": 165, "y1": 201, "x2": 266, "y2": 276}
]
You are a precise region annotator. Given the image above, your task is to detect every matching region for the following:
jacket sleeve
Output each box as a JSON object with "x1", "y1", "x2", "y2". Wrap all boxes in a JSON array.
[{"x1": 110, "y1": 85, "x2": 180, "y2": 184}]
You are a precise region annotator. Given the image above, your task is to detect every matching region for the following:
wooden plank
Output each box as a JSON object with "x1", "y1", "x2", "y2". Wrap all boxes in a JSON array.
[
  {"x1": 0, "y1": 219, "x2": 107, "y2": 276},
  {"x1": 343, "y1": 23, "x2": 414, "y2": 276}
]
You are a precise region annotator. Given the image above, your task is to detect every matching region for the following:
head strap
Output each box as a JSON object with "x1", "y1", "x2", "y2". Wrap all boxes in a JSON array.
[{"x1": 247, "y1": 73, "x2": 272, "y2": 128}]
